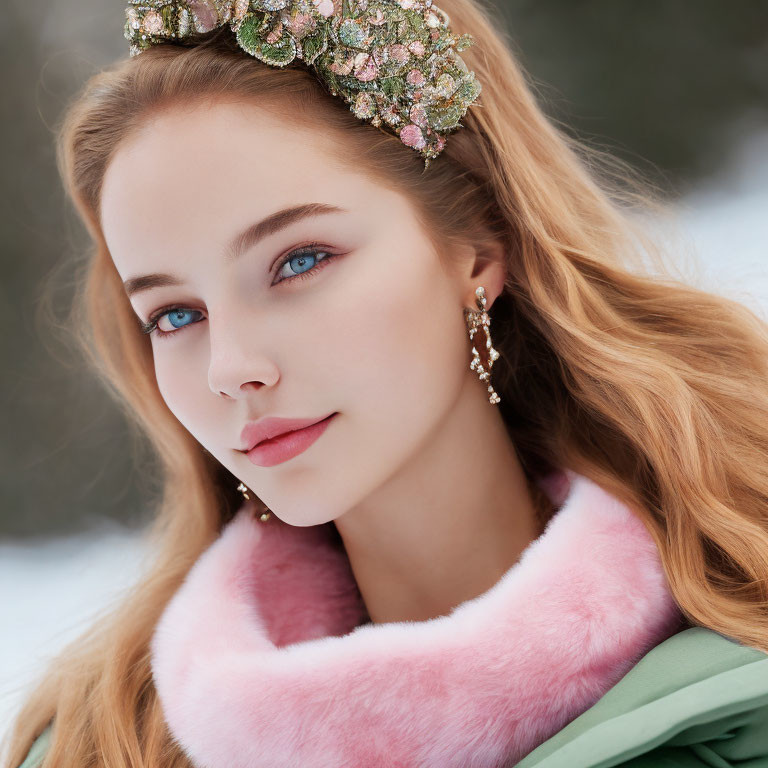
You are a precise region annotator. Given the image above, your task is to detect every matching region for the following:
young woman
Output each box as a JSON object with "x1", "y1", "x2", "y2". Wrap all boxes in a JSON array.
[{"x1": 7, "y1": 0, "x2": 768, "y2": 766}]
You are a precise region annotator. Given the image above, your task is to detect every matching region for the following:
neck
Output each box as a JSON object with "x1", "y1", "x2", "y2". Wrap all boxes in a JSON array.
[{"x1": 333, "y1": 383, "x2": 550, "y2": 625}]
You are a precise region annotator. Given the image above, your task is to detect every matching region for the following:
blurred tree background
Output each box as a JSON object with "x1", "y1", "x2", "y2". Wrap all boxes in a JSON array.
[{"x1": 2, "y1": 0, "x2": 767, "y2": 536}]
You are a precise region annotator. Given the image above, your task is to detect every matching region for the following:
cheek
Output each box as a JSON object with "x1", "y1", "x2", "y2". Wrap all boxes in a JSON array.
[
  {"x1": 331, "y1": 247, "x2": 469, "y2": 426},
  {"x1": 152, "y1": 342, "x2": 217, "y2": 437}
]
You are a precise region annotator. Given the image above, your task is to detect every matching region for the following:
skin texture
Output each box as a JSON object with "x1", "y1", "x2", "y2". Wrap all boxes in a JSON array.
[{"x1": 101, "y1": 98, "x2": 543, "y2": 624}]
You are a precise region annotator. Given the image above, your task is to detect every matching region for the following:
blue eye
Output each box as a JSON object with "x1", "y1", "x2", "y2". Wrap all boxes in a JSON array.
[
  {"x1": 138, "y1": 243, "x2": 339, "y2": 341},
  {"x1": 272, "y1": 245, "x2": 335, "y2": 285},
  {"x1": 140, "y1": 307, "x2": 204, "y2": 340},
  {"x1": 160, "y1": 309, "x2": 200, "y2": 331}
]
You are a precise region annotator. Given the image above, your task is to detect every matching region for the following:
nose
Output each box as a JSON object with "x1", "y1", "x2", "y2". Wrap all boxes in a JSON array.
[{"x1": 207, "y1": 312, "x2": 280, "y2": 399}]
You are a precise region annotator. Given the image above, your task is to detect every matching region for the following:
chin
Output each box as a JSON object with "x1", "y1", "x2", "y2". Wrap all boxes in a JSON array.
[{"x1": 266, "y1": 498, "x2": 342, "y2": 528}]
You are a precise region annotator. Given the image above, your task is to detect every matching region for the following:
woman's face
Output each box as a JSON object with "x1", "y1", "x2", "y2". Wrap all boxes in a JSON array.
[{"x1": 101, "y1": 99, "x2": 495, "y2": 526}]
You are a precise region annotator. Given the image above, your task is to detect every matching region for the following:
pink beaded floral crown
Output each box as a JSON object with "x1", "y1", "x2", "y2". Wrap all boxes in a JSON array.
[{"x1": 124, "y1": 0, "x2": 482, "y2": 167}]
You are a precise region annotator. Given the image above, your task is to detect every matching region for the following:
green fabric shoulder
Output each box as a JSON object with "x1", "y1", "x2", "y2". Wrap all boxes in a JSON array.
[
  {"x1": 15, "y1": 722, "x2": 52, "y2": 768},
  {"x1": 516, "y1": 626, "x2": 768, "y2": 768}
]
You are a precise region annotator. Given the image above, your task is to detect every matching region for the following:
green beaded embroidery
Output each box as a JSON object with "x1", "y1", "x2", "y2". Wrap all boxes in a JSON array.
[{"x1": 124, "y1": 0, "x2": 482, "y2": 167}]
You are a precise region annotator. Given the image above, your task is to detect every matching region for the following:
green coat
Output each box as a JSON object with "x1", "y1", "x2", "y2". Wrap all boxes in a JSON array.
[
  {"x1": 16, "y1": 627, "x2": 768, "y2": 768},
  {"x1": 518, "y1": 627, "x2": 768, "y2": 768}
]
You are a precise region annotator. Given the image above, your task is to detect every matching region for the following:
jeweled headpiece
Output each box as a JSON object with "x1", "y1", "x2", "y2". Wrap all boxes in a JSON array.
[{"x1": 124, "y1": 0, "x2": 482, "y2": 167}]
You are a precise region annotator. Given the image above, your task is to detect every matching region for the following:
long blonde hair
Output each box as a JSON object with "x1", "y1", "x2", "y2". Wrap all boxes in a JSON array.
[{"x1": 6, "y1": 1, "x2": 768, "y2": 764}]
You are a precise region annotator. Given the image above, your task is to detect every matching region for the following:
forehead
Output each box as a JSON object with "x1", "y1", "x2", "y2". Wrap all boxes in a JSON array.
[
  {"x1": 100, "y1": 99, "x2": 395, "y2": 276},
  {"x1": 102, "y1": 97, "x2": 352, "y2": 201},
  {"x1": 107, "y1": 100, "x2": 352, "y2": 184}
]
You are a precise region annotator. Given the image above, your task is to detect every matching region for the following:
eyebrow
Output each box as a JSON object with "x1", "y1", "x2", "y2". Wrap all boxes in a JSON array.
[{"x1": 122, "y1": 202, "x2": 347, "y2": 298}]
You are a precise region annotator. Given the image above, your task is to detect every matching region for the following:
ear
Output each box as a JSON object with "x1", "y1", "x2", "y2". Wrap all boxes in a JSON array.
[{"x1": 454, "y1": 239, "x2": 507, "y2": 311}]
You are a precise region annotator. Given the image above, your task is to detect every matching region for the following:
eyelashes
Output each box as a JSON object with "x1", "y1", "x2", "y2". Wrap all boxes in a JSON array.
[
  {"x1": 271, "y1": 244, "x2": 335, "y2": 286},
  {"x1": 139, "y1": 307, "x2": 204, "y2": 341},
  {"x1": 139, "y1": 243, "x2": 339, "y2": 341}
]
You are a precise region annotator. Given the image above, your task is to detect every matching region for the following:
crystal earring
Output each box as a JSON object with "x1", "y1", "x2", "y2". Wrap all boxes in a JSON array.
[
  {"x1": 236, "y1": 481, "x2": 272, "y2": 522},
  {"x1": 464, "y1": 286, "x2": 501, "y2": 405}
]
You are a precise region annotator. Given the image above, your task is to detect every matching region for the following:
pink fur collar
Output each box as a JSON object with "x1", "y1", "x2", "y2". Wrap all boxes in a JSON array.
[{"x1": 150, "y1": 470, "x2": 684, "y2": 767}]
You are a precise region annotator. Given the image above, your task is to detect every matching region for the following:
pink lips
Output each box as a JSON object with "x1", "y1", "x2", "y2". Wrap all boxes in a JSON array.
[{"x1": 240, "y1": 413, "x2": 337, "y2": 467}]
